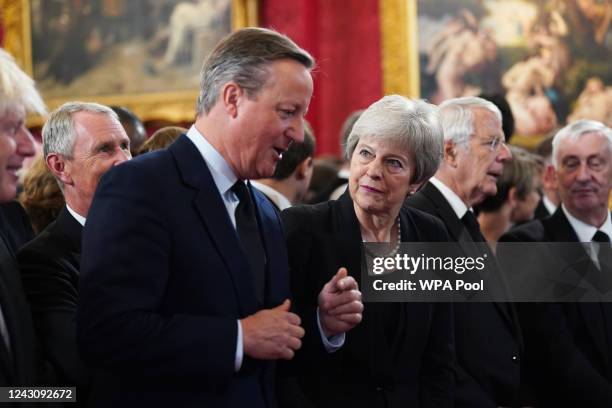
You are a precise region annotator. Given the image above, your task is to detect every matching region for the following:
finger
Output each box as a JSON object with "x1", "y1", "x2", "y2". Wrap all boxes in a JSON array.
[
  {"x1": 322, "y1": 267, "x2": 348, "y2": 294},
  {"x1": 287, "y1": 323, "x2": 305, "y2": 339},
  {"x1": 332, "y1": 267, "x2": 349, "y2": 290},
  {"x1": 320, "y1": 289, "x2": 362, "y2": 312},
  {"x1": 286, "y1": 336, "x2": 302, "y2": 351},
  {"x1": 279, "y1": 347, "x2": 295, "y2": 360},
  {"x1": 273, "y1": 299, "x2": 291, "y2": 312},
  {"x1": 333, "y1": 312, "x2": 363, "y2": 325},
  {"x1": 285, "y1": 312, "x2": 302, "y2": 326},
  {"x1": 328, "y1": 300, "x2": 364, "y2": 316},
  {"x1": 336, "y1": 276, "x2": 358, "y2": 292}
]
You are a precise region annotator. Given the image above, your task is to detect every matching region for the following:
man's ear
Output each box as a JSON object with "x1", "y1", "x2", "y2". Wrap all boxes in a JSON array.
[
  {"x1": 507, "y1": 186, "x2": 518, "y2": 209},
  {"x1": 46, "y1": 154, "x2": 72, "y2": 186},
  {"x1": 221, "y1": 82, "x2": 243, "y2": 118},
  {"x1": 544, "y1": 164, "x2": 558, "y2": 190},
  {"x1": 444, "y1": 140, "x2": 459, "y2": 167},
  {"x1": 295, "y1": 157, "x2": 313, "y2": 180}
]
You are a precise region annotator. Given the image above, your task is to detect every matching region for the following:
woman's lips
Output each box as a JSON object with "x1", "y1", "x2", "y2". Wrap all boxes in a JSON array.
[{"x1": 360, "y1": 184, "x2": 383, "y2": 194}]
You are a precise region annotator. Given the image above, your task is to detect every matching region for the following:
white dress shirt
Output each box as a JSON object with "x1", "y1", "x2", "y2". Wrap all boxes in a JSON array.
[{"x1": 563, "y1": 205, "x2": 612, "y2": 269}]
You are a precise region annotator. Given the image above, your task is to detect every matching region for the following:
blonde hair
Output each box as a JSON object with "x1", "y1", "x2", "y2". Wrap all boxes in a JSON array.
[{"x1": 0, "y1": 48, "x2": 46, "y2": 116}]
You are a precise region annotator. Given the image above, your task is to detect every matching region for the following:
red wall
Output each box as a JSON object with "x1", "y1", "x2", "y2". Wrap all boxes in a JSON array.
[{"x1": 261, "y1": 0, "x2": 382, "y2": 156}]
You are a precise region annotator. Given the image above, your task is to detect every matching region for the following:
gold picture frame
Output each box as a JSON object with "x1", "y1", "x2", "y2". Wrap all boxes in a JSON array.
[
  {"x1": 380, "y1": 0, "x2": 419, "y2": 98},
  {"x1": 1, "y1": 0, "x2": 258, "y2": 126}
]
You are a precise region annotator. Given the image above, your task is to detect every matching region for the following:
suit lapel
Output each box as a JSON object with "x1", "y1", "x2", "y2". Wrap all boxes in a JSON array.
[
  {"x1": 169, "y1": 136, "x2": 258, "y2": 315},
  {"x1": 543, "y1": 208, "x2": 609, "y2": 366},
  {"x1": 420, "y1": 183, "x2": 479, "y2": 256},
  {"x1": 420, "y1": 183, "x2": 515, "y2": 326}
]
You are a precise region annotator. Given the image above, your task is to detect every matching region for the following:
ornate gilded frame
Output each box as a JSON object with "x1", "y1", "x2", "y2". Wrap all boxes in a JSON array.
[
  {"x1": 0, "y1": 0, "x2": 258, "y2": 126},
  {"x1": 380, "y1": 0, "x2": 419, "y2": 97}
]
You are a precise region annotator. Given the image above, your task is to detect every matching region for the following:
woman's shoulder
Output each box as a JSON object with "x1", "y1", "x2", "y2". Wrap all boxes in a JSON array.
[
  {"x1": 281, "y1": 200, "x2": 335, "y2": 230},
  {"x1": 402, "y1": 205, "x2": 450, "y2": 241}
]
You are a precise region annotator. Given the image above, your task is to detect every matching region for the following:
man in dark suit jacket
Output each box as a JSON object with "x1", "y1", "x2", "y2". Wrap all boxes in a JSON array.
[
  {"x1": 0, "y1": 47, "x2": 44, "y2": 389},
  {"x1": 499, "y1": 119, "x2": 612, "y2": 407},
  {"x1": 77, "y1": 28, "x2": 362, "y2": 407},
  {"x1": 405, "y1": 97, "x2": 522, "y2": 407},
  {"x1": 17, "y1": 102, "x2": 131, "y2": 402}
]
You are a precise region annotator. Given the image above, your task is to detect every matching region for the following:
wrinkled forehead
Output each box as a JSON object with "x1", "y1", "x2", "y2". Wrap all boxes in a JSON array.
[{"x1": 472, "y1": 108, "x2": 502, "y2": 136}]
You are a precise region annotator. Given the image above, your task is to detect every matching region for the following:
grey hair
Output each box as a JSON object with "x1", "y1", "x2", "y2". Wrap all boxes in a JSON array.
[
  {"x1": 42, "y1": 101, "x2": 118, "y2": 159},
  {"x1": 196, "y1": 27, "x2": 314, "y2": 116},
  {"x1": 345, "y1": 95, "x2": 444, "y2": 185},
  {"x1": 438, "y1": 96, "x2": 502, "y2": 147},
  {"x1": 0, "y1": 48, "x2": 46, "y2": 116},
  {"x1": 551, "y1": 119, "x2": 612, "y2": 168}
]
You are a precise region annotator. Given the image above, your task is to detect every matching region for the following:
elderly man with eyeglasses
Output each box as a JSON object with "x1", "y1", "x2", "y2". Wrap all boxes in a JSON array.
[{"x1": 405, "y1": 96, "x2": 521, "y2": 408}]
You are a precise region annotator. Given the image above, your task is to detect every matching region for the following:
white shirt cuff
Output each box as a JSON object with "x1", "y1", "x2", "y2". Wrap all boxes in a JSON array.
[
  {"x1": 316, "y1": 307, "x2": 345, "y2": 352},
  {"x1": 235, "y1": 320, "x2": 243, "y2": 371}
]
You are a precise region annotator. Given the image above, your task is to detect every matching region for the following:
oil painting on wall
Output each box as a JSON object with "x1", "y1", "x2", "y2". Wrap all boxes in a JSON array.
[
  {"x1": 418, "y1": 0, "x2": 612, "y2": 137},
  {"x1": 31, "y1": 0, "x2": 231, "y2": 98},
  {"x1": 1, "y1": 0, "x2": 238, "y2": 123}
]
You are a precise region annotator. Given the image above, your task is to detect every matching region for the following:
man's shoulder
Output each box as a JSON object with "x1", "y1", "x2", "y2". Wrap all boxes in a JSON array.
[
  {"x1": 402, "y1": 205, "x2": 449, "y2": 240},
  {"x1": 500, "y1": 218, "x2": 547, "y2": 242}
]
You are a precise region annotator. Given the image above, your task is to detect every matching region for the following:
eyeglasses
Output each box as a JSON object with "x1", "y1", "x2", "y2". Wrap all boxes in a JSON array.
[{"x1": 480, "y1": 137, "x2": 507, "y2": 152}]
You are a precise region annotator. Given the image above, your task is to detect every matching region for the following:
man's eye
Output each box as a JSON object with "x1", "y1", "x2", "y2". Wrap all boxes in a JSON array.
[{"x1": 279, "y1": 109, "x2": 295, "y2": 118}]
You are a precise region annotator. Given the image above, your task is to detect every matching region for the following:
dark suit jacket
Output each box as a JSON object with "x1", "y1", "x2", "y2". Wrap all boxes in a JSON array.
[
  {"x1": 0, "y1": 227, "x2": 38, "y2": 389},
  {"x1": 499, "y1": 208, "x2": 612, "y2": 408},
  {"x1": 534, "y1": 199, "x2": 552, "y2": 220},
  {"x1": 279, "y1": 192, "x2": 454, "y2": 408},
  {"x1": 77, "y1": 135, "x2": 290, "y2": 407},
  {"x1": 0, "y1": 201, "x2": 34, "y2": 256},
  {"x1": 17, "y1": 207, "x2": 88, "y2": 401},
  {"x1": 405, "y1": 182, "x2": 522, "y2": 408}
]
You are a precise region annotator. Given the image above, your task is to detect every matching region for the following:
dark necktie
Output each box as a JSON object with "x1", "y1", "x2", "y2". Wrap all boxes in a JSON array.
[
  {"x1": 592, "y1": 231, "x2": 612, "y2": 360},
  {"x1": 593, "y1": 230, "x2": 612, "y2": 274},
  {"x1": 461, "y1": 211, "x2": 485, "y2": 242},
  {"x1": 231, "y1": 181, "x2": 266, "y2": 305}
]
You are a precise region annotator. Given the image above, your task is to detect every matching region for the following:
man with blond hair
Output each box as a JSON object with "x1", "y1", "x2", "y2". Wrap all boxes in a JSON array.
[{"x1": 0, "y1": 47, "x2": 44, "y2": 386}]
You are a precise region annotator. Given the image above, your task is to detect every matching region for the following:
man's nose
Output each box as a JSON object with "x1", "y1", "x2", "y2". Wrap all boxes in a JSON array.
[
  {"x1": 114, "y1": 147, "x2": 131, "y2": 165},
  {"x1": 289, "y1": 118, "x2": 305, "y2": 144},
  {"x1": 496, "y1": 142, "x2": 512, "y2": 162},
  {"x1": 575, "y1": 162, "x2": 591, "y2": 181},
  {"x1": 16, "y1": 125, "x2": 36, "y2": 159}
]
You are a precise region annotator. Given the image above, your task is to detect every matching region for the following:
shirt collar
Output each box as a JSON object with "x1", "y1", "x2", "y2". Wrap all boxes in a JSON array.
[
  {"x1": 562, "y1": 204, "x2": 612, "y2": 242},
  {"x1": 542, "y1": 195, "x2": 557, "y2": 215},
  {"x1": 66, "y1": 204, "x2": 86, "y2": 226},
  {"x1": 429, "y1": 177, "x2": 469, "y2": 219},
  {"x1": 250, "y1": 181, "x2": 292, "y2": 211},
  {"x1": 186, "y1": 125, "x2": 238, "y2": 197}
]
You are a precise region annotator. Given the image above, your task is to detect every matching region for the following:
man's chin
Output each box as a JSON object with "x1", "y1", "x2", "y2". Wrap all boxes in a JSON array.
[{"x1": 0, "y1": 184, "x2": 17, "y2": 203}]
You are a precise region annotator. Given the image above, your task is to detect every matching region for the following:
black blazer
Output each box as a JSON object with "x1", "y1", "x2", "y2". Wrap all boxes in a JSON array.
[
  {"x1": 77, "y1": 135, "x2": 290, "y2": 408},
  {"x1": 405, "y1": 181, "x2": 522, "y2": 408},
  {"x1": 17, "y1": 207, "x2": 88, "y2": 401},
  {"x1": 499, "y1": 208, "x2": 612, "y2": 408},
  {"x1": 533, "y1": 199, "x2": 552, "y2": 220},
  {"x1": 0, "y1": 227, "x2": 38, "y2": 388},
  {"x1": 0, "y1": 201, "x2": 34, "y2": 256},
  {"x1": 279, "y1": 191, "x2": 454, "y2": 408}
]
